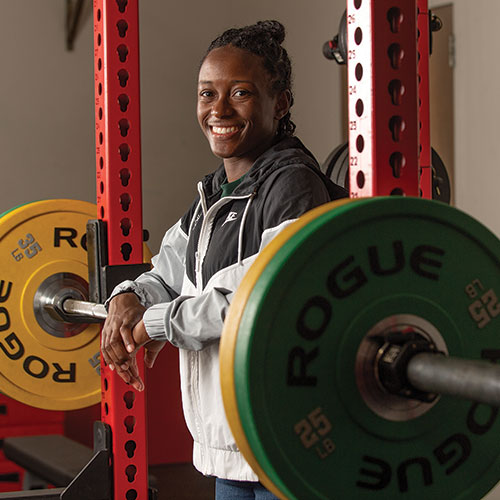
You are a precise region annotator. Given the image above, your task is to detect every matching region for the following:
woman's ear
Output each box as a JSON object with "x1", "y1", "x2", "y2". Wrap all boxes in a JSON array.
[{"x1": 275, "y1": 89, "x2": 292, "y2": 120}]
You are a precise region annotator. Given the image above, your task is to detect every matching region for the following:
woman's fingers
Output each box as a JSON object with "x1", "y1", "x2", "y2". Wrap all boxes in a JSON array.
[{"x1": 101, "y1": 293, "x2": 146, "y2": 370}]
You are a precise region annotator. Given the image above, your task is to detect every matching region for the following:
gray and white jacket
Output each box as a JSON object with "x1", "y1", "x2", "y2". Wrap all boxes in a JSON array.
[{"x1": 109, "y1": 136, "x2": 347, "y2": 480}]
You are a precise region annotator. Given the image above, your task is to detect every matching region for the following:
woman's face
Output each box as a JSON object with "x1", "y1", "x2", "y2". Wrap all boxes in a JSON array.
[{"x1": 197, "y1": 45, "x2": 289, "y2": 168}]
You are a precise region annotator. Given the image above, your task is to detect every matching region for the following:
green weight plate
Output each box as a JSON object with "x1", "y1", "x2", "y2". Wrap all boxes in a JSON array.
[{"x1": 221, "y1": 197, "x2": 500, "y2": 500}]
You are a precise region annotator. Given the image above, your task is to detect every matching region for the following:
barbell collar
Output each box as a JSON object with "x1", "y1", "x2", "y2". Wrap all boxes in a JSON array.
[{"x1": 407, "y1": 352, "x2": 500, "y2": 407}]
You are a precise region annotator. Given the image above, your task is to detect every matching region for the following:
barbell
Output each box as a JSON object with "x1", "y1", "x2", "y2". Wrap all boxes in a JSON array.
[{"x1": 1, "y1": 196, "x2": 499, "y2": 498}]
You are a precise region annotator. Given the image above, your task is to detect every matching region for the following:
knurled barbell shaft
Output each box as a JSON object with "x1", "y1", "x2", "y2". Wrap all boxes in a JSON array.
[
  {"x1": 62, "y1": 298, "x2": 107, "y2": 320},
  {"x1": 407, "y1": 352, "x2": 500, "y2": 407}
]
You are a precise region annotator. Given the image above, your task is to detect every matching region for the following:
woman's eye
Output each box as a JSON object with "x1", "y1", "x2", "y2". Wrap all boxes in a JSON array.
[
  {"x1": 234, "y1": 89, "x2": 250, "y2": 97},
  {"x1": 199, "y1": 90, "x2": 214, "y2": 98}
]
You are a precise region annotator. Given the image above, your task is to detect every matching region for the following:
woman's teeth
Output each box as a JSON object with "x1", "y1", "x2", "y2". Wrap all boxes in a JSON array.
[{"x1": 212, "y1": 126, "x2": 238, "y2": 135}]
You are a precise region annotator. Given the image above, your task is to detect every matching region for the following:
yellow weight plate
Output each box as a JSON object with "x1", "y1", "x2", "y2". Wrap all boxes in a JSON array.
[
  {"x1": 0, "y1": 199, "x2": 101, "y2": 410},
  {"x1": 220, "y1": 198, "x2": 354, "y2": 499}
]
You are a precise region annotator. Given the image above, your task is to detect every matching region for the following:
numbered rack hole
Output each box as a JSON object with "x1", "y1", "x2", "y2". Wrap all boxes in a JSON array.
[
  {"x1": 118, "y1": 69, "x2": 130, "y2": 88},
  {"x1": 117, "y1": 19, "x2": 129, "y2": 38},
  {"x1": 120, "y1": 218, "x2": 131, "y2": 237},
  {"x1": 354, "y1": 27, "x2": 363, "y2": 45},
  {"x1": 119, "y1": 143, "x2": 131, "y2": 161},
  {"x1": 388, "y1": 43, "x2": 404, "y2": 69},
  {"x1": 390, "y1": 187, "x2": 405, "y2": 196},
  {"x1": 356, "y1": 134, "x2": 365, "y2": 153},
  {"x1": 118, "y1": 94, "x2": 130, "y2": 112},
  {"x1": 388, "y1": 79, "x2": 405, "y2": 106},
  {"x1": 126, "y1": 490, "x2": 137, "y2": 500},
  {"x1": 98, "y1": 58, "x2": 102, "y2": 71},
  {"x1": 356, "y1": 171, "x2": 365, "y2": 189},
  {"x1": 119, "y1": 119, "x2": 130, "y2": 137},
  {"x1": 389, "y1": 152, "x2": 406, "y2": 178},
  {"x1": 124, "y1": 390, "x2": 135, "y2": 409},
  {"x1": 121, "y1": 243, "x2": 133, "y2": 261},
  {"x1": 355, "y1": 99, "x2": 364, "y2": 117},
  {"x1": 99, "y1": 157, "x2": 104, "y2": 169},
  {"x1": 100, "y1": 182, "x2": 104, "y2": 194},
  {"x1": 387, "y1": 7, "x2": 403, "y2": 33},
  {"x1": 97, "y1": 9, "x2": 101, "y2": 21},
  {"x1": 117, "y1": 44, "x2": 129, "y2": 63},
  {"x1": 120, "y1": 193, "x2": 131, "y2": 211},
  {"x1": 124, "y1": 415, "x2": 136, "y2": 433},
  {"x1": 125, "y1": 464, "x2": 137, "y2": 483},
  {"x1": 354, "y1": 0, "x2": 362, "y2": 8},
  {"x1": 125, "y1": 440, "x2": 136, "y2": 458},
  {"x1": 389, "y1": 116, "x2": 405, "y2": 142},
  {"x1": 104, "y1": 402, "x2": 109, "y2": 415},
  {"x1": 104, "y1": 378, "x2": 108, "y2": 391},
  {"x1": 355, "y1": 63, "x2": 363, "y2": 81}
]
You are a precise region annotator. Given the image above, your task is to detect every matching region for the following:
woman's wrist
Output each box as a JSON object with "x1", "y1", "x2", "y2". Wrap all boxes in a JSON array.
[{"x1": 132, "y1": 319, "x2": 151, "y2": 347}]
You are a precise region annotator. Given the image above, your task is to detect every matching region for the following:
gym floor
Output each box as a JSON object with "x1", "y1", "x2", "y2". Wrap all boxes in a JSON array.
[{"x1": 150, "y1": 463, "x2": 215, "y2": 500}]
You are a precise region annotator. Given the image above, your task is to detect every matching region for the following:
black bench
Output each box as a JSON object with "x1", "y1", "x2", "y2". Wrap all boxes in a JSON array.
[{"x1": 3, "y1": 435, "x2": 93, "y2": 488}]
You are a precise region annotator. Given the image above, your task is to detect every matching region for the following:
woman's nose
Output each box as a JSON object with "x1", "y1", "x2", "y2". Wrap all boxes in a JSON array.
[{"x1": 211, "y1": 96, "x2": 232, "y2": 118}]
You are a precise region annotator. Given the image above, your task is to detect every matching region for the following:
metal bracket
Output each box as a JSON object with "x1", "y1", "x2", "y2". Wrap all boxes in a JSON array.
[
  {"x1": 66, "y1": 0, "x2": 86, "y2": 51},
  {"x1": 86, "y1": 219, "x2": 151, "y2": 303}
]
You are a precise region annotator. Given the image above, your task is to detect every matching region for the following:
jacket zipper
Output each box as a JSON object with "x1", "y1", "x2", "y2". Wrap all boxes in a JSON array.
[{"x1": 195, "y1": 184, "x2": 252, "y2": 293}]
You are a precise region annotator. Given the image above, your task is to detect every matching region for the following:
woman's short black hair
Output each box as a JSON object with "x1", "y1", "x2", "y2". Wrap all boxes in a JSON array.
[{"x1": 202, "y1": 20, "x2": 296, "y2": 138}]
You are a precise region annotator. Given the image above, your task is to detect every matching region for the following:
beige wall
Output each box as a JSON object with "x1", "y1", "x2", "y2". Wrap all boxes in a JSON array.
[
  {"x1": 2, "y1": 1, "x2": 498, "y2": 249},
  {"x1": 0, "y1": 0, "x2": 346, "y2": 251},
  {"x1": 430, "y1": 0, "x2": 500, "y2": 238}
]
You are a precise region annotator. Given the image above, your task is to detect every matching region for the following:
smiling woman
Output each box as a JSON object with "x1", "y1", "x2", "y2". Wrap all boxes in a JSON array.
[
  {"x1": 100, "y1": 19, "x2": 347, "y2": 500},
  {"x1": 197, "y1": 44, "x2": 290, "y2": 181}
]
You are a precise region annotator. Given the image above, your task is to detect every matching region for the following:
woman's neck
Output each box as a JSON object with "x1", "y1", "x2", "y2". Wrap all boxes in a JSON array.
[
  {"x1": 223, "y1": 135, "x2": 279, "y2": 182},
  {"x1": 223, "y1": 158, "x2": 254, "y2": 183}
]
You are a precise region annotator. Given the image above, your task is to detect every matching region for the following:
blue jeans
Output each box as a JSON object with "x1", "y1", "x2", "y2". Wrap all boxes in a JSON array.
[{"x1": 215, "y1": 478, "x2": 280, "y2": 500}]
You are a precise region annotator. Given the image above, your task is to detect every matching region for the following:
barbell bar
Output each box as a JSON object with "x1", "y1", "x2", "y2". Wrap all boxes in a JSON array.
[{"x1": 42, "y1": 293, "x2": 500, "y2": 409}]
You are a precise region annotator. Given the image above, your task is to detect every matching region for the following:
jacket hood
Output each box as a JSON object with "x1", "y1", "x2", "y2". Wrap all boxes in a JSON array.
[{"x1": 201, "y1": 136, "x2": 348, "y2": 203}]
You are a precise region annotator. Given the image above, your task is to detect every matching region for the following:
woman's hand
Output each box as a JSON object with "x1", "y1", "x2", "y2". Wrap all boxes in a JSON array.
[{"x1": 101, "y1": 292, "x2": 148, "y2": 389}]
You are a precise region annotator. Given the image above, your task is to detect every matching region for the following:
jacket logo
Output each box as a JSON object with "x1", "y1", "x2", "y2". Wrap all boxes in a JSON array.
[{"x1": 221, "y1": 211, "x2": 238, "y2": 227}]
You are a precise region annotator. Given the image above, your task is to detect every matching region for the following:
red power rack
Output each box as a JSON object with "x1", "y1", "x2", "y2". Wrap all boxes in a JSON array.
[
  {"x1": 93, "y1": 1, "x2": 148, "y2": 499},
  {"x1": 347, "y1": 0, "x2": 421, "y2": 198}
]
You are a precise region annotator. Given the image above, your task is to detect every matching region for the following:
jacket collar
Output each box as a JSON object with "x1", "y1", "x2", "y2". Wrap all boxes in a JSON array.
[{"x1": 200, "y1": 136, "x2": 321, "y2": 201}]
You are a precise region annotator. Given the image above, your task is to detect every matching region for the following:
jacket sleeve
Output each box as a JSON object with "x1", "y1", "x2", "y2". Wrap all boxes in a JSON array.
[
  {"x1": 141, "y1": 165, "x2": 332, "y2": 351},
  {"x1": 105, "y1": 218, "x2": 188, "y2": 308}
]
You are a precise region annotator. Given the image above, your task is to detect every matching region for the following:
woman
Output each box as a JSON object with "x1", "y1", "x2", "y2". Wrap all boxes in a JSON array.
[{"x1": 101, "y1": 20, "x2": 347, "y2": 499}]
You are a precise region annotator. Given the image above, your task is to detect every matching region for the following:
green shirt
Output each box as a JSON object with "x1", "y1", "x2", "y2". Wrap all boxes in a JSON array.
[{"x1": 220, "y1": 174, "x2": 246, "y2": 197}]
